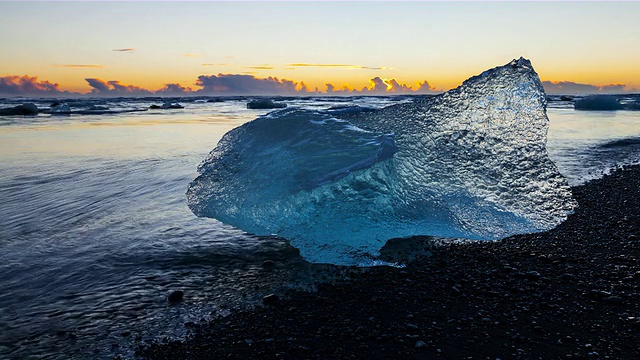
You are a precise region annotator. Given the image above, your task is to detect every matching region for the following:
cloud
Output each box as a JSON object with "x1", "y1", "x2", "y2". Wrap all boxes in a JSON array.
[
  {"x1": 247, "y1": 66, "x2": 275, "y2": 70},
  {"x1": 183, "y1": 53, "x2": 203, "y2": 58},
  {"x1": 85, "y1": 78, "x2": 110, "y2": 92},
  {"x1": 109, "y1": 80, "x2": 151, "y2": 94},
  {"x1": 113, "y1": 48, "x2": 135, "y2": 52},
  {"x1": 325, "y1": 77, "x2": 440, "y2": 95},
  {"x1": 599, "y1": 84, "x2": 628, "y2": 93},
  {"x1": 366, "y1": 77, "x2": 390, "y2": 94},
  {"x1": 195, "y1": 74, "x2": 300, "y2": 95},
  {"x1": 85, "y1": 78, "x2": 153, "y2": 96},
  {"x1": 80, "y1": 74, "x2": 437, "y2": 96},
  {"x1": 289, "y1": 63, "x2": 392, "y2": 70},
  {"x1": 542, "y1": 81, "x2": 636, "y2": 94},
  {"x1": 3, "y1": 73, "x2": 440, "y2": 97},
  {"x1": 155, "y1": 83, "x2": 193, "y2": 96},
  {"x1": 54, "y1": 64, "x2": 105, "y2": 68},
  {"x1": 0, "y1": 75, "x2": 69, "y2": 96},
  {"x1": 387, "y1": 79, "x2": 413, "y2": 93},
  {"x1": 416, "y1": 80, "x2": 438, "y2": 94},
  {"x1": 202, "y1": 63, "x2": 226, "y2": 66}
]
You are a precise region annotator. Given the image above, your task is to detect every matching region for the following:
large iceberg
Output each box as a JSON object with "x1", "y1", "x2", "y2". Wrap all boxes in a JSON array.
[{"x1": 187, "y1": 58, "x2": 576, "y2": 265}]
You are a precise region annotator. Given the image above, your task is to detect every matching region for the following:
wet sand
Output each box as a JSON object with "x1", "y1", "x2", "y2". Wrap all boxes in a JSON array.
[{"x1": 136, "y1": 165, "x2": 639, "y2": 360}]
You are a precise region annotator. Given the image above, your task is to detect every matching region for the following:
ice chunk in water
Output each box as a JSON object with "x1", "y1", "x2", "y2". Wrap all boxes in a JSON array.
[
  {"x1": 187, "y1": 58, "x2": 576, "y2": 266},
  {"x1": 574, "y1": 95, "x2": 622, "y2": 111}
]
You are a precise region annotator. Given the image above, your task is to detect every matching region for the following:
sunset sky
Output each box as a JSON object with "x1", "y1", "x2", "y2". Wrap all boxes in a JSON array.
[{"x1": 1, "y1": 1, "x2": 639, "y2": 96}]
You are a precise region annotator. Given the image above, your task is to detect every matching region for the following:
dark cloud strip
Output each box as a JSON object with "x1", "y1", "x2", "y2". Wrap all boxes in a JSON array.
[
  {"x1": 113, "y1": 48, "x2": 135, "y2": 52},
  {"x1": 0, "y1": 75, "x2": 76, "y2": 96},
  {"x1": 5, "y1": 74, "x2": 635, "y2": 98},
  {"x1": 84, "y1": 78, "x2": 152, "y2": 96},
  {"x1": 195, "y1": 74, "x2": 299, "y2": 95},
  {"x1": 542, "y1": 81, "x2": 632, "y2": 95},
  {"x1": 0, "y1": 73, "x2": 441, "y2": 97}
]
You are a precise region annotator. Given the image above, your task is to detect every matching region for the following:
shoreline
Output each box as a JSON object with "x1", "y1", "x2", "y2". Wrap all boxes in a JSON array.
[{"x1": 136, "y1": 165, "x2": 639, "y2": 359}]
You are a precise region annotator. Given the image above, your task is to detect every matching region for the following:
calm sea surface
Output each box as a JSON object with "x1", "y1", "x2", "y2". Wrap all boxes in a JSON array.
[{"x1": 1, "y1": 96, "x2": 639, "y2": 358}]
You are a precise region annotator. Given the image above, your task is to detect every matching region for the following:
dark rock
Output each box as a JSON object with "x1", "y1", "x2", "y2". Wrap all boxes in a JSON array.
[
  {"x1": 561, "y1": 273, "x2": 576, "y2": 281},
  {"x1": 406, "y1": 323, "x2": 419, "y2": 330},
  {"x1": 526, "y1": 271, "x2": 541, "y2": 280},
  {"x1": 262, "y1": 260, "x2": 275, "y2": 268},
  {"x1": 602, "y1": 296, "x2": 623, "y2": 305},
  {"x1": 167, "y1": 290, "x2": 184, "y2": 303},
  {"x1": 162, "y1": 102, "x2": 184, "y2": 109},
  {"x1": 246, "y1": 99, "x2": 287, "y2": 110},
  {"x1": 262, "y1": 294, "x2": 279, "y2": 305},
  {"x1": 514, "y1": 272, "x2": 527, "y2": 279},
  {"x1": 150, "y1": 103, "x2": 184, "y2": 110},
  {"x1": 587, "y1": 290, "x2": 609, "y2": 300},
  {"x1": 0, "y1": 103, "x2": 39, "y2": 115},
  {"x1": 415, "y1": 340, "x2": 427, "y2": 348},
  {"x1": 50, "y1": 103, "x2": 70, "y2": 113},
  {"x1": 288, "y1": 346, "x2": 309, "y2": 355}
]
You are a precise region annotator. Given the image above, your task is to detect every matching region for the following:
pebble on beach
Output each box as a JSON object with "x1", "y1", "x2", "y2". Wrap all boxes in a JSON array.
[{"x1": 167, "y1": 290, "x2": 184, "y2": 303}]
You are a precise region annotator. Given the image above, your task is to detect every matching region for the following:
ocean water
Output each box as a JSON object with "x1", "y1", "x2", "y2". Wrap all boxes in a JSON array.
[{"x1": 0, "y1": 96, "x2": 639, "y2": 359}]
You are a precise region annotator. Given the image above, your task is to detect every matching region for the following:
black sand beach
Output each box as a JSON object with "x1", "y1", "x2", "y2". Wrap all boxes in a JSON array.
[{"x1": 137, "y1": 165, "x2": 639, "y2": 359}]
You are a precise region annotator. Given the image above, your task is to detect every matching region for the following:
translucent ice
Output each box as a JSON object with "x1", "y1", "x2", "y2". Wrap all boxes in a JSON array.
[
  {"x1": 187, "y1": 58, "x2": 576, "y2": 265},
  {"x1": 574, "y1": 95, "x2": 622, "y2": 111}
]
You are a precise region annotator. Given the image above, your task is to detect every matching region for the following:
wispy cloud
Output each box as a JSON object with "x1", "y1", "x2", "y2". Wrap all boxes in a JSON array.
[
  {"x1": 54, "y1": 64, "x2": 105, "y2": 68},
  {"x1": 288, "y1": 63, "x2": 392, "y2": 70},
  {"x1": 113, "y1": 48, "x2": 135, "y2": 52},
  {"x1": 246, "y1": 65, "x2": 275, "y2": 70},
  {"x1": 202, "y1": 63, "x2": 226, "y2": 66},
  {"x1": 183, "y1": 53, "x2": 203, "y2": 58}
]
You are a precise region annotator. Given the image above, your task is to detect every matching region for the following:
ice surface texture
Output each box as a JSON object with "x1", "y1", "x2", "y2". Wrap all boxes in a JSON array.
[{"x1": 187, "y1": 58, "x2": 576, "y2": 265}]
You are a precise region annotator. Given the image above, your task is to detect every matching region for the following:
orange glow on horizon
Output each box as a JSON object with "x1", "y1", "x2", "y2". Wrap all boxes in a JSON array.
[{"x1": 3, "y1": 70, "x2": 638, "y2": 95}]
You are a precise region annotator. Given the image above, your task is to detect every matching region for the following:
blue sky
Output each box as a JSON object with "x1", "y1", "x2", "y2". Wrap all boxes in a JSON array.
[{"x1": 1, "y1": 1, "x2": 639, "y2": 95}]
